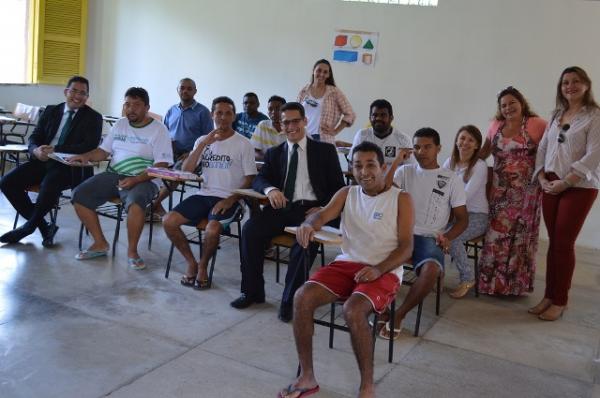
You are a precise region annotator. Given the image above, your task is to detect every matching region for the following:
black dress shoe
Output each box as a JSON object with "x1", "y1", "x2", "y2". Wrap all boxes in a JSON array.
[
  {"x1": 278, "y1": 304, "x2": 293, "y2": 323},
  {"x1": 0, "y1": 225, "x2": 35, "y2": 244},
  {"x1": 230, "y1": 293, "x2": 265, "y2": 309},
  {"x1": 41, "y1": 224, "x2": 59, "y2": 248}
]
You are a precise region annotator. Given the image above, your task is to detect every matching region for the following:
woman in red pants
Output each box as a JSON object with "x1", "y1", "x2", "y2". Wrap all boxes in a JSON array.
[{"x1": 533, "y1": 66, "x2": 600, "y2": 321}]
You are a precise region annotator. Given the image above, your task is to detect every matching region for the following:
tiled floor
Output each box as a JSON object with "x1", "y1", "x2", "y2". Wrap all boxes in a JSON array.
[{"x1": 0, "y1": 195, "x2": 598, "y2": 398}]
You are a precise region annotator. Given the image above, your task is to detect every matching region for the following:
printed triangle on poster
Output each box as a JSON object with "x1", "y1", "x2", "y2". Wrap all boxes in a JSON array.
[{"x1": 363, "y1": 39, "x2": 374, "y2": 50}]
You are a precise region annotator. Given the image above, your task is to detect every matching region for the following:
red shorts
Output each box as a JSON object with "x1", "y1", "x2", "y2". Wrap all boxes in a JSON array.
[{"x1": 307, "y1": 261, "x2": 400, "y2": 313}]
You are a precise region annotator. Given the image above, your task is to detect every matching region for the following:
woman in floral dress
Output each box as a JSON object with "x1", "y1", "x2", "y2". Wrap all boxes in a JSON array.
[{"x1": 478, "y1": 87, "x2": 547, "y2": 295}]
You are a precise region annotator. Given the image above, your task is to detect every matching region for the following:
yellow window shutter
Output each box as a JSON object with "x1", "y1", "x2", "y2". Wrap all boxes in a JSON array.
[{"x1": 30, "y1": 0, "x2": 88, "y2": 85}]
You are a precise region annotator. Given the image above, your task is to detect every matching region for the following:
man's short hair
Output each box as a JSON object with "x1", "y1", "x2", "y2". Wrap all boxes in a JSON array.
[
  {"x1": 125, "y1": 87, "x2": 150, "y2": 106},
  {"x1": 243, "y1": 92, "x2": 259, "y2": 100},
  {"x1": 413, "y1": 127, "x2": 440, "y2": 146},
  {"x1": 352, "y1": 141, "x2": 385, "y2": 166},
  {"x1": 370, "y1": 99, "x2": 393, "y2": 117},
  {"x1": 280, "y1": 102, "x2": 305, "y2": 118},
  {"x1": 212, "y1": 96, "x2": 236, "y2": 113},
  {"x1": 66, "y1": 75, "x2": 90, "y2": 93},
  {"x1": 268, "y1": 95, "x2": 286, "y2": 105},
  {"x1": 179, "y1": 77, "x2": 196, "y2": 89}
]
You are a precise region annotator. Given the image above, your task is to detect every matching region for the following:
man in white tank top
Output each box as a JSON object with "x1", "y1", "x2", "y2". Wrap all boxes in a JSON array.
[{"x1": 278, "y1": 142, "x2": 414, "y2": 398}]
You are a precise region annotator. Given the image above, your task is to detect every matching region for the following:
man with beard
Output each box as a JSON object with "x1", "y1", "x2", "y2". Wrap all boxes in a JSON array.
[
  {"x1": 351, "y1": 99, "x2": 413, "y2": 166},
  {"x1": 69, "y1": 87, "x2": 173, "y2": 269}
]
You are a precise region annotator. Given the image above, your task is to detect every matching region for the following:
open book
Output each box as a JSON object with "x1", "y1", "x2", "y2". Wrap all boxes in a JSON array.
[
  {"x1": 48, "y1": 152, "x2": 93, "y2": 167},
  {"x1": 146, "y1": 167, "x2": 202, "y2": 181}
]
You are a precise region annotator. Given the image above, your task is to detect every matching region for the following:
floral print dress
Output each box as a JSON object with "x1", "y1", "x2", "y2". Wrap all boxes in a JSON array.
[{"x1": 478, "y1": 118, "x2": 542, "y2": 295}]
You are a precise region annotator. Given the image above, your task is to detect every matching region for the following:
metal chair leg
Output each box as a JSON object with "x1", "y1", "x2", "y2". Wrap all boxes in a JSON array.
[{"x1": 414, "y1": 301, "x2": 423, "y2": 337}]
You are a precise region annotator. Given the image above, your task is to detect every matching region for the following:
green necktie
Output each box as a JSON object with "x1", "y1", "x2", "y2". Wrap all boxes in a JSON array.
[
  {"x1": 283, "y1": 143, "x2": 299, "y2": 201},
  {"x1": 57, "y1": 110, "x2": 74, "y2": 146}
]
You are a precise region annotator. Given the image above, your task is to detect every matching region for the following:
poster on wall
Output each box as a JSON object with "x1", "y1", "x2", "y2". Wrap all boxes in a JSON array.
[{"x1": 332, "y1": 29, "x2": 379, "y2": 67}]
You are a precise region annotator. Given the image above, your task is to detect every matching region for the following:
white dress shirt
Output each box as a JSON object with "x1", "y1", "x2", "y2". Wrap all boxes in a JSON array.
[
  {"x1": 265, "y1": 135, "x2": 317, "y2": 201},
  {"x1": 49, "y1": 105, "x2": 79, "y2": 147},
  {"x1": 535, "y1": 107, "x2": 600, "y2": 189}
]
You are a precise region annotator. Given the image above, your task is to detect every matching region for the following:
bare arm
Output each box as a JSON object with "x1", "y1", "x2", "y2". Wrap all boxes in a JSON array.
[
  {"x1": 296, "y1": 186, "x2": 350, "y2": 248},
  {"x1": 211, "y1": 174, "x2": 256, "y2": 214},
  {"x1": 479, "y1": 137, "x2": 492, "y2": 160},
  {"x1": 67, "y1": 147, "x2": 110, "y2": 164},
  {"x1": 182, "y1": 130, "x2": 219, "y2": 172},
  {"x1": 118, "y1": 161, "x2": 169, "y2": 189},
  {"x1": 437, "y1": 205, "x2": 468, "y2": 252}
]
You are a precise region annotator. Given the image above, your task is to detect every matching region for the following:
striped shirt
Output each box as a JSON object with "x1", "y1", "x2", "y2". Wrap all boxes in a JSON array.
[{"x1": 251, "y1": 120, "x2": 286, "y2": 152}]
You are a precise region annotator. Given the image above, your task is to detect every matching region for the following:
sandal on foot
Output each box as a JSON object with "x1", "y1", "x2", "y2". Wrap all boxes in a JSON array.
[
  {"x1": 449, "y1": 281, "x2": 475, "y2": 299},
  {"x1": 193, "y1": 279, "x2": 210, "y2": 290},
  {"x1": 75, "y1": 249, "x2": 108, "y2": 260},
  {"x1": 378, "y1": 322, "x2": 402, "y2": 340},
  {"x1": 128, "y1": 257, "x2": 146, "y2": 270},
  {"x1": 528, "y1": 299, "x2": 552, "y2": 315},
  {"x1": 277, "y1": 384, "x2": 320, "y2": 398},
  {"x1": 368, "y1": 319, "x2": 388, "y2": 333},
  {"x1": 180, "y1": 275, "x2": 195, "y2": 287}
]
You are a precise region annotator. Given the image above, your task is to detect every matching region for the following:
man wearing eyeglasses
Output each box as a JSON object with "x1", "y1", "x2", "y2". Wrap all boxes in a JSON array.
[
  {"x1": 231, "y1": 102, "x2": 345, "y2": 323},
  {"x1": 0, "y1": 75, "x2": 102, "y2": 247}
]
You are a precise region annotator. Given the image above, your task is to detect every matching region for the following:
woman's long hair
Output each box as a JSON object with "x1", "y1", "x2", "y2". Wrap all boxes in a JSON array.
[{"x1": 449, "y1": 125, "x2": 483, "y2": 183}]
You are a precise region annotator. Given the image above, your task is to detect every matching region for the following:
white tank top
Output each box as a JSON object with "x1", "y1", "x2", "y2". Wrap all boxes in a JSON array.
[{"x1": 335, "y1": 186, "x2": 404, "y2": 281}]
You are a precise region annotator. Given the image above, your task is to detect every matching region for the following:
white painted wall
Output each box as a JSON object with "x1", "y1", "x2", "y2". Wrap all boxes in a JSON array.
[{"x1": 1, "y1": 0, "x2": 599, "y2": 249}]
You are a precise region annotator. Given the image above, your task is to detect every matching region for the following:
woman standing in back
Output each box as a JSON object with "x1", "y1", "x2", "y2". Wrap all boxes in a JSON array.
[
  {"x1": 531, "y1": 66, "x2": 600, "y2": 321},
  {"x1": 297, "y1": 59, "x2": 355, "y2": 144},
  {"x1": 478, "y1": 87, "x2": 547, "y2": 296}
]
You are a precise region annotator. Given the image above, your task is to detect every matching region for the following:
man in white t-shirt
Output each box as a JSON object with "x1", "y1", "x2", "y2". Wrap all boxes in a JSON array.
[
  {"x1": 380, "y1": 127, "x2": 468, "y2": 340},
  {"x1": 163, "y1": 97, "x2": 257, "y2": 289},
  {"x1": 278, "y1": 142, "x2": 414, "y2": 398},
  {"x1": 70, "y1": 87, "x2": 173, "y2": 269},
  {"x1": 250, "y1": 95, "x2": 286, "y2": 161},
  {"x1": 351, "y1": 99, "x2": 413, "y2": 166}
]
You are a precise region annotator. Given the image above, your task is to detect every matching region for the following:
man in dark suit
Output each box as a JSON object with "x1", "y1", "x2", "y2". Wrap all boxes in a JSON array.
[
  {"x1": 0, "y1": 76, "x2": 102, "y2": 247},
  {"x1": 230, "y1": 102, "x2": 345, "y2": 322}
]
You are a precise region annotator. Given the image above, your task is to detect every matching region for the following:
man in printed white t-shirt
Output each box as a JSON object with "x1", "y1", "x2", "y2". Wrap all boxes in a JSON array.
[
  {"x1": 70, "y1": 87, "x2": 173, "y2": 269},
  {"x1": 351, "y1": 99, "x2": 413, "y2": 166},
  {"x1": 163, "y1": 96, "x2": 257, "y2": 290},
  {"x1": 380, "y1": 127, "x2": 468, "y2": 340}
]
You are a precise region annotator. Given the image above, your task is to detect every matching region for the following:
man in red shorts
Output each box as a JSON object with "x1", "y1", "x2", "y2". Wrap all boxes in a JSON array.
[{"x1": 278, "y1": 141, "x2": 414, "y2": 398}]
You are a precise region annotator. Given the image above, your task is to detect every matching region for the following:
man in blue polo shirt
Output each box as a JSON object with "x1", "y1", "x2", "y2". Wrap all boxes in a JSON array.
[{"x1": 153, "y1": 78, "x2": 213, "y2": 216}]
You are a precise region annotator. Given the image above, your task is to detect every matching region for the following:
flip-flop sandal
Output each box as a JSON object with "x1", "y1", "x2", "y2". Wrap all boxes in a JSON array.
[
  {"x1": 193, "y1": 279, "x2": 210, "y2": 290},
  {"x1": 180, "y1": 275, "x2": 195, "y2": 287},
  {"x1": 378, "y1": 322, "x2": 402, "y2": 340},
  {"x1": 277, "y1": 384, "x2": 320, "y2": 398},
  {"x1": 368, "y1": 319, "x2": 388, "y2": 333},
  {"x1": 128, "y1": 257, "x2": 146, "y2": 270},
  {"x1": 75, "y1": 249, "x2": 108, "y2": 260}
]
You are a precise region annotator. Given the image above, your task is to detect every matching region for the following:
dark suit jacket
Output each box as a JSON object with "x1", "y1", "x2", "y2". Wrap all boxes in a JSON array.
[
  {"x1": 253, "y1": 137, "x2": 345, "y2": 207},
  {"x1": 28, "y1": 103, "x2": 103, "y2": 158}
]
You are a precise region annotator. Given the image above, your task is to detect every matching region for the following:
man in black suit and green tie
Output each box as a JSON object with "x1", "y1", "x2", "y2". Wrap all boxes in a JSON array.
[
  {"x1": 230, "y1": 102, "x2": 345, "y2": 322},
  {"x1": 0, "y1": 76, "x2": 102, "y2": 247}
]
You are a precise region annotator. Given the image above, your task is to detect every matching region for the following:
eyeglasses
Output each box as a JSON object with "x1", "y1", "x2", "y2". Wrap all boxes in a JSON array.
[
  {"x1": 67, "y1": 88, "x2": 89, "y2": 97},
  {"x1": 557, "y1": 123, "x2": 570, "y2": 143},
  {"x1": 282, "y1": 118, "x2": 303, "y2": 127},
  {"x1": 304, "y1": 98, "x2": 318, "y2": 107}
]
